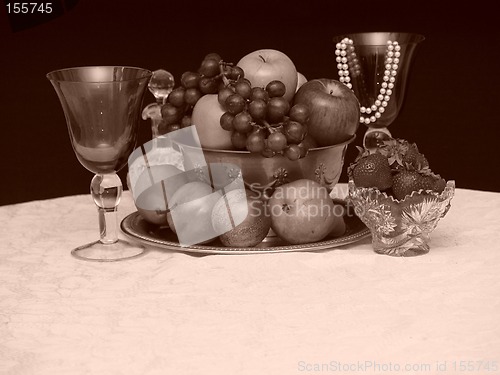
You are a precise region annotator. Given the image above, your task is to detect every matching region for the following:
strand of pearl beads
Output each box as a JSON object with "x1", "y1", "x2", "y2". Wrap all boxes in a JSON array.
[{"x1": 335, "y1": 38, "x2": 401, "y2": 125}]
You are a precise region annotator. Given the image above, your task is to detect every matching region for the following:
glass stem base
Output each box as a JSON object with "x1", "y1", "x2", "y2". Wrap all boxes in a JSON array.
[
  {"x1": 71, "y1": 173, "x2": 146, "y2": 262},
  {"x1": 71, "y1": 239, "x2": 146, "y2": 262},
  {"x1": 363, "y1": 127, "x2": 393, "y2": 150}
]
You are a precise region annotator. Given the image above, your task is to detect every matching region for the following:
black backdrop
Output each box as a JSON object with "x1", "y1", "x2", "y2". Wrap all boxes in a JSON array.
[{"x1": 1, "y1": 0, "x2": 499, "y2": 206}]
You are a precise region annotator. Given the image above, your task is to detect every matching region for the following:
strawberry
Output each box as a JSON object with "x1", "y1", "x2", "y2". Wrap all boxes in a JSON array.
[
  {"x1": 392, "y1": 171, "x2": 445, "y2": 200},
  {"x1": 419, "y1": 175, "x2": 438, "y2": 191},
  {"x1": 378, "y1": 139, "x2": 429, "y2": 171},
  {"x1": 402, "y1": 143, "x2": 429, "y2": 170},
  {"x1": 351, "y1": 152, "x2": 393, "y2": 191},
  {"x1": 392, "y1": 170, "x2": 422, "y2": 200},
  {"x1": 433, "y1": 177, "x2": 447, "y2": 193},
  {"x1": 349, "y1": 138, "x2": 448, "y2": 199}
]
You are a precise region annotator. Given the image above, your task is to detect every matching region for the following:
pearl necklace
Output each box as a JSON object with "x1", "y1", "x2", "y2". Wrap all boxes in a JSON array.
[{"x1": 335, "y1": 38, "x2": 401, "y2": 125}]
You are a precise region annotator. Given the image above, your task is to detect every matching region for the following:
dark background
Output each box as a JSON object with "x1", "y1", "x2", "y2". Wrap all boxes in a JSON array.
[{"x1": 1, "y1": 0, "x2": 499, "y2": 206}]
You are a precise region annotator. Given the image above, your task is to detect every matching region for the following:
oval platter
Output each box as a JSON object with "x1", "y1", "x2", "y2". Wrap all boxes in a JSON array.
[{"x1": 120, "y1": 199, "x2": 371, "y2": 255}]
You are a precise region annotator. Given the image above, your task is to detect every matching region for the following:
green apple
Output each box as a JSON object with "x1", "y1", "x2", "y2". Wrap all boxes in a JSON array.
[
  {"x1": 237, "y1": 49, "x2": 298, "y2": 102},
  {"x1": 191, "y1": 94, "x2": 233, "y2": 150}
]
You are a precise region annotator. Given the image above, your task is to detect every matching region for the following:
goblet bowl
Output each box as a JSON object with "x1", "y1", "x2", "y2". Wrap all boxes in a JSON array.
[{"x1": 333, "y1": 32, "x2": 425, "y2": 149}]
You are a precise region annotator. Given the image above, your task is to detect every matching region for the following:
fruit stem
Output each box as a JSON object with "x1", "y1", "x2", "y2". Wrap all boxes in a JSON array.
[
  {"x1": 261, "y1": 120, "x2": 275, "y2": 133},
  {"x1": 281, "y1": 203, "x2": 291, "y2": 214},
  {"x1": 219, "y1": 61, "x2": 231, "y2": 86}
]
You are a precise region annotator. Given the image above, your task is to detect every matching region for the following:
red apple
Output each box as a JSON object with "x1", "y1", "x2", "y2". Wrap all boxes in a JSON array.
[
  {"x1": 191, "y1": 94, "x2": 233, "y2": 150},
  {"x1": 269, "y1": 179, "x2": 336, "y2": 244},
  {"x1": 294, "y1": 79, "x2": 360, "y2": 147},
  {"x1": 237, "y1": 49, "x2": 298, "y2": 102},
  {"x1": 329, "y1": 203, "x2": 347, "y2": 238}
]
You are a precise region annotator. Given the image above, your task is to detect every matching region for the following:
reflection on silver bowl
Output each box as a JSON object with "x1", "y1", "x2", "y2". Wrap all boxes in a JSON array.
[{"x1": 184, "y1": 135, "x2": 355, "y2": 198}]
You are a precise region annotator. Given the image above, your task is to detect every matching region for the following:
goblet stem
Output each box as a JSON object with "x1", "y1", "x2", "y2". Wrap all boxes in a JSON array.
[
  {"x1": 98, "y1": 208, "x2": 118, "y2": 243},
  {"x1": 363, "y1": 127, "x2": 393, "y2": 150},
  {"x1": 91, "y1": 173, "x2": 122, "y2": 244},
  {"x1": 70, "y1": 173, "x2": 146, "y2": 262}
]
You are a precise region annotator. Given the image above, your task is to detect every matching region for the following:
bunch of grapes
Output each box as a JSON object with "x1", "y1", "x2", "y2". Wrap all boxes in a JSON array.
[
  {"x1": 218, "y1": 79, "x2": 311, "y2": 161},
  {"x1": 158, "y1": 53, "x2": 244, "y2": 135},
  {"x1": 156, "y1": 52, "x2": 312, "y2": 161}
]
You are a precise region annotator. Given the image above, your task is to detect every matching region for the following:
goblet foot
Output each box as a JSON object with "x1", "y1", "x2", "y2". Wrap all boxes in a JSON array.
[{"x1": 71, "y1": 239, "x2": 147, "y2": 262}]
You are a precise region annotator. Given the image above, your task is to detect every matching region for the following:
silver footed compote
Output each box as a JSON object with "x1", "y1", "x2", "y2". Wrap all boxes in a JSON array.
[
  {"x1": 47, "y1": 66, "x2": 152, "y2": 262},
  {"x1": 333, "y1": 32, "x2": 424, "y2": 149}
]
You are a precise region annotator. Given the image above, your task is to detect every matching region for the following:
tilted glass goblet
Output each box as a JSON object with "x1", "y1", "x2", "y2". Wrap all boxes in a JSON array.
[
  {"x1": 47, "y1": 66, "x2": 152, "y2": 261},
  {"x1": 333, "y1": 32, "x2": 424, "y2": 149}
]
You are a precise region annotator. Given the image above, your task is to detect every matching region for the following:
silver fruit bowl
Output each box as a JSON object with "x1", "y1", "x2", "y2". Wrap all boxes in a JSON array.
[{"x1": 188, "y1": 135, "x2": 355, "y2": 198}]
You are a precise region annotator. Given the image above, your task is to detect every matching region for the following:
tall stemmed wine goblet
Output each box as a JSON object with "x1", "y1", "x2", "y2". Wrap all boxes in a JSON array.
[
  {"x1": 333, "y1": 32, "x2": 424, "y2": 149},
  {"x1": 47, "y1": 66, "x2": 152, "y2": 261}
]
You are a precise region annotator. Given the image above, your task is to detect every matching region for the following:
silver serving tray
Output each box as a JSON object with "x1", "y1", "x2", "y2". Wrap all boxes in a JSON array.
[{"x1": 120, "y1": 200, "x2": 371, "y2": 255}]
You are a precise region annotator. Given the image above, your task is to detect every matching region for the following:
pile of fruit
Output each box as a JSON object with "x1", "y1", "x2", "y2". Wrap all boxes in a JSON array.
[
  {"x1": 135, "y1": 48, "x2": 363, "y2": 248},
  {"x1": 153, "y1": 49, "x2": 360, "y2": 160},
  {"x1": 348, "y1": 138, "x2": 447, "y2": 200},
  {"x1": 162, "y1": 177, "x2": 347, "y2": 247}
]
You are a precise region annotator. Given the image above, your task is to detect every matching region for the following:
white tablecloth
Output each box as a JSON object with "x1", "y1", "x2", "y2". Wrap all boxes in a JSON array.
[{"x1": 1, "y1": 185, "x2": 500, "y2": 375}]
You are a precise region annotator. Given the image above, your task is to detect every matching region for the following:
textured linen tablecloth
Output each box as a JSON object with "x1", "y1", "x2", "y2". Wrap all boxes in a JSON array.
[{"x1": 1, "y1": 185, "x2": 499, "y2": 375}]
